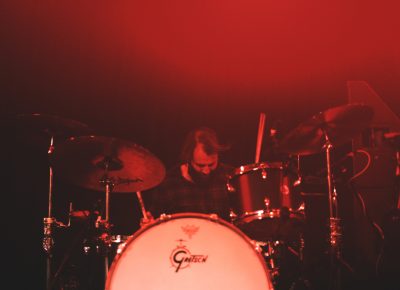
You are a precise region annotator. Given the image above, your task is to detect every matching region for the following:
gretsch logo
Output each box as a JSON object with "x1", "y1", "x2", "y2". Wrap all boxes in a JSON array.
[{"x1": 170, "y1": 239, "x2": 208, "y2": 272}]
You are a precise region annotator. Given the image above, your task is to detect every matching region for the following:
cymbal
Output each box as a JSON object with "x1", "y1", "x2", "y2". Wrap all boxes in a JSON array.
[
  {"x1": 13, "y1": 113, "x2": 93, "y2": 147},
  {"x1": 52, "y1": 135, "x2": 166, "y2": 193},
  {"x1": 279, "y1": 103, "x2": 374, "y2": 156}
]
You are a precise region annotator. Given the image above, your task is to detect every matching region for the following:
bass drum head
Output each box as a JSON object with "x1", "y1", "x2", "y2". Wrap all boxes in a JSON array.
[{"x1": 106, "y1": 213, "x2": 274, "y2": 290}]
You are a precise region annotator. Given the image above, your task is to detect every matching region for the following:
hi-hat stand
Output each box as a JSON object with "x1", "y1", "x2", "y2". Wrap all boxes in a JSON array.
[{"x1": 43, "y1": 136, "x2": 69, "y2": 290}]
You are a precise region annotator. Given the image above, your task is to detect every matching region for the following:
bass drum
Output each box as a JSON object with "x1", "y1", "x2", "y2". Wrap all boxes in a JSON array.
[{"x1": 106, "y1": 213, "x2": 274, "y2": 290}]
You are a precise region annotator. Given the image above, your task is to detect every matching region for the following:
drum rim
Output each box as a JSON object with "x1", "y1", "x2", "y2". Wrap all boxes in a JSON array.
[
  {"x1": 105, "y1": 212, "x2": 274, "y2": 290},
  {"x1": 233, "y1": 208, "x2": 305, "y2": 224},
  {"x1": 229, "y1": 161, "x2": 283, "y2": 177}
]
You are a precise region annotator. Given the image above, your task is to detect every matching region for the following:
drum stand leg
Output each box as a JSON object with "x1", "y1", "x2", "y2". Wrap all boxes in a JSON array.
[{"x1": 50, "y1": 222, "x2": 88, "y2": 290}]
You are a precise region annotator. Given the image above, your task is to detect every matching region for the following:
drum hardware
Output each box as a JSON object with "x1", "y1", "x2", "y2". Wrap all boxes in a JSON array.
[
  {"x1": 227, "y1": 161, "x2": 304, "y2": 243},
  {"x1": 291, "y1": 155, "x2": 302, "y2": 187},
  {"x1": 257, "y1": 240, "x2": 280, "y2": 281},
  {"x1": 43, "y1": 135, "x2": 69, "y2": 256},
  {"x1": 50, "y1": 135, "x2": 166, "y2": 288},
  {"x1": 136, "y1": 190, "x2": 151, "y2": 225},
  {"x1": 109, "y1": 235, "x2": 130, "y2": 257},
  {"x1": 43, "y1": 214, "x2": 70, "y2": 290},
  {"x1": 11, "y1": 117, "x2": 166, "y2": 290},
  {"x1": 51, "y1": 135, "x2": 166, "y2": 193},
  {"x1": 279, "y1": 103, "x2": 374, "y2": 289},
  {"x1": 50, "y1": 206, "x2": 105, "y2": 290},
  {"x1": 51, "y1": 200, "x2": 130, "y2": 290},
  {"x1": 14, "y1": 114, "x2": 95, "y2": 290},
  {"x1": 13, "y1": 113, "x2": 93, "y2": 286},
  {"x1": 159, "y1": 213, "x2": 172, "y2": 221},
  {"x1": 229, "y1": 209, "x2": 238, "y2": 221},
  {"x1": 288, "y1": 236, "x2": 311, "y2": 290},
  {"x1": 51, "y1": 134, "x2": 167, "y2": 230},
  {"x1": 96, "y1": 169, "x2": 117, "y2": 278},
  {"x1": 257, "y1": 237, "x2": 307, "y2": 289}
]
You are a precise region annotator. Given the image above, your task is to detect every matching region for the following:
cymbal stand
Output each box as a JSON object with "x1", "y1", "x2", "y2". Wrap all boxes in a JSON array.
[
  {"x1": 324, "y1": 133, "x2": 353, "y2": 290},
  {"x1": 43, "y1": 136, "x2": 68, "y2": 290},
  {"x1": 98, "y1": 170, "x2": 114, "y2": 283},
  {"x1": 96, "y1": 178, "x2": 114, "y2": 270}
]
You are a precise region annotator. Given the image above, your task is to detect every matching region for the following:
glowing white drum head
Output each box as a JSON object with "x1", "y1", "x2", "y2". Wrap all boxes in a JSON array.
[{"x1": 106, "y1": 213, "x2": 274, "y2": 290}]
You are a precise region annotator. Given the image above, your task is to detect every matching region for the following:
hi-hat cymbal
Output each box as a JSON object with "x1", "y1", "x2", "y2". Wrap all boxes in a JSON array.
[
  {"x1": 15, "y1": 113, "x2": 93, "y2": 137},
  {"x1": 52, "y1": 135, "x2": 166, "y2": 193},
  {"x1": 11, "y1": 113, "x2": 93, "y2": 152},
  {"x1": 279, "y1": 103, "x2": 374, "y2": 156}
]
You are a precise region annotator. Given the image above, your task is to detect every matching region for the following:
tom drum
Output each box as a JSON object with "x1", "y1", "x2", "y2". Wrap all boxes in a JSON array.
[{"x1": 227, "y1": 162, "x2": 304, "y2": 242}]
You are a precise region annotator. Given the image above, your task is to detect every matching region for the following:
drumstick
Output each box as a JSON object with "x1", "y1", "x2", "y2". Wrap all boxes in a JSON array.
[{"x1": 255, "y1": 113, "x2": 266, "y2": 163}]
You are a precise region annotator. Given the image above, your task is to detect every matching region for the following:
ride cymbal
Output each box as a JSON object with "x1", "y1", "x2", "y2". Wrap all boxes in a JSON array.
[{"x1": 279, "y1": 103, "x2": 374, "y2": 156}]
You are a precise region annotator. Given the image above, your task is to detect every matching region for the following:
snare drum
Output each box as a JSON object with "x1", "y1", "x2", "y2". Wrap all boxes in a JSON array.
[
  {"x1": 227, "y1": 162, "x2": 304, "y2": 242},
  {"x1": 106, "y1": 213, "x2": 274, "y2": 290}
]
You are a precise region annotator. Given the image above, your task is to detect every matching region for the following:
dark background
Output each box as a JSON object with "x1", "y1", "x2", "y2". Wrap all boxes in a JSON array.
[{"x1": 1, "y1": 1, "x2": 399, "y2": 289}]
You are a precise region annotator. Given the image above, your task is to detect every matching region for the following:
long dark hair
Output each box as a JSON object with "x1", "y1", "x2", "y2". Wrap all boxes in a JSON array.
[{"x1": 179, "y1": 127, "x2": 230, "y2": 164}]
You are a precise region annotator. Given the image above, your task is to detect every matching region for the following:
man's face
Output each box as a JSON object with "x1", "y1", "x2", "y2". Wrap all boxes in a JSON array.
[{"x1": 190, "y1": 144, "x2": 218, "y2": 175}]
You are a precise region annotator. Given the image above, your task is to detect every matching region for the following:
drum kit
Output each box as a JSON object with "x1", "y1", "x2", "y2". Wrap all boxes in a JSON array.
[{"x1": 13, "y1": 103, "x2": 374, "y2": 290}]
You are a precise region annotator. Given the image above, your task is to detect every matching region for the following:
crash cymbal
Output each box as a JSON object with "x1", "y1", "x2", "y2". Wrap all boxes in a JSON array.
[
  {"x1": 52, "y1": 135, "x2": 166, "y2": 193},
  {"x1": 279, "y1": 103, "x2": 374, "y2": 156}
]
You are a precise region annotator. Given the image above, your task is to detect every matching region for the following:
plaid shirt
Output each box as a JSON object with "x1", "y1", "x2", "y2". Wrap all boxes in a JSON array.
[{"x1": 146, "y1": 163, "x2": 235, "y2": 222}]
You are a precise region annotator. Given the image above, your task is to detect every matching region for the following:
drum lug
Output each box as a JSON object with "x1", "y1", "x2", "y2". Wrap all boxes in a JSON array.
[
  {"x1": 226, "y1": 180, "x2": 235, "y2": 192},
  {"x1": 264, "y1": 198, "x2": 271, "y2": 211},
  {"x1": 252, "y1": 240, "x2": 265, "y2": 253},
  {"x1": 159, "y1": 213, "x2": 171, "y2": 221},
  {"x1": 261, "y1": 168, "x2": 267, "y2": 179},
  {"x1": 229, "y1": 210, "x2": 237, "y2": 222},
  {"x1": 209, "y1": 213, "x2": 219, "y2": 221}
]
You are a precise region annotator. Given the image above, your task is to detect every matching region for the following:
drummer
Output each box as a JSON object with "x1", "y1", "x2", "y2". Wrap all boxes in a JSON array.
[{"x1": 144, "y1": 126, "x2": 236, "y2": 222}]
